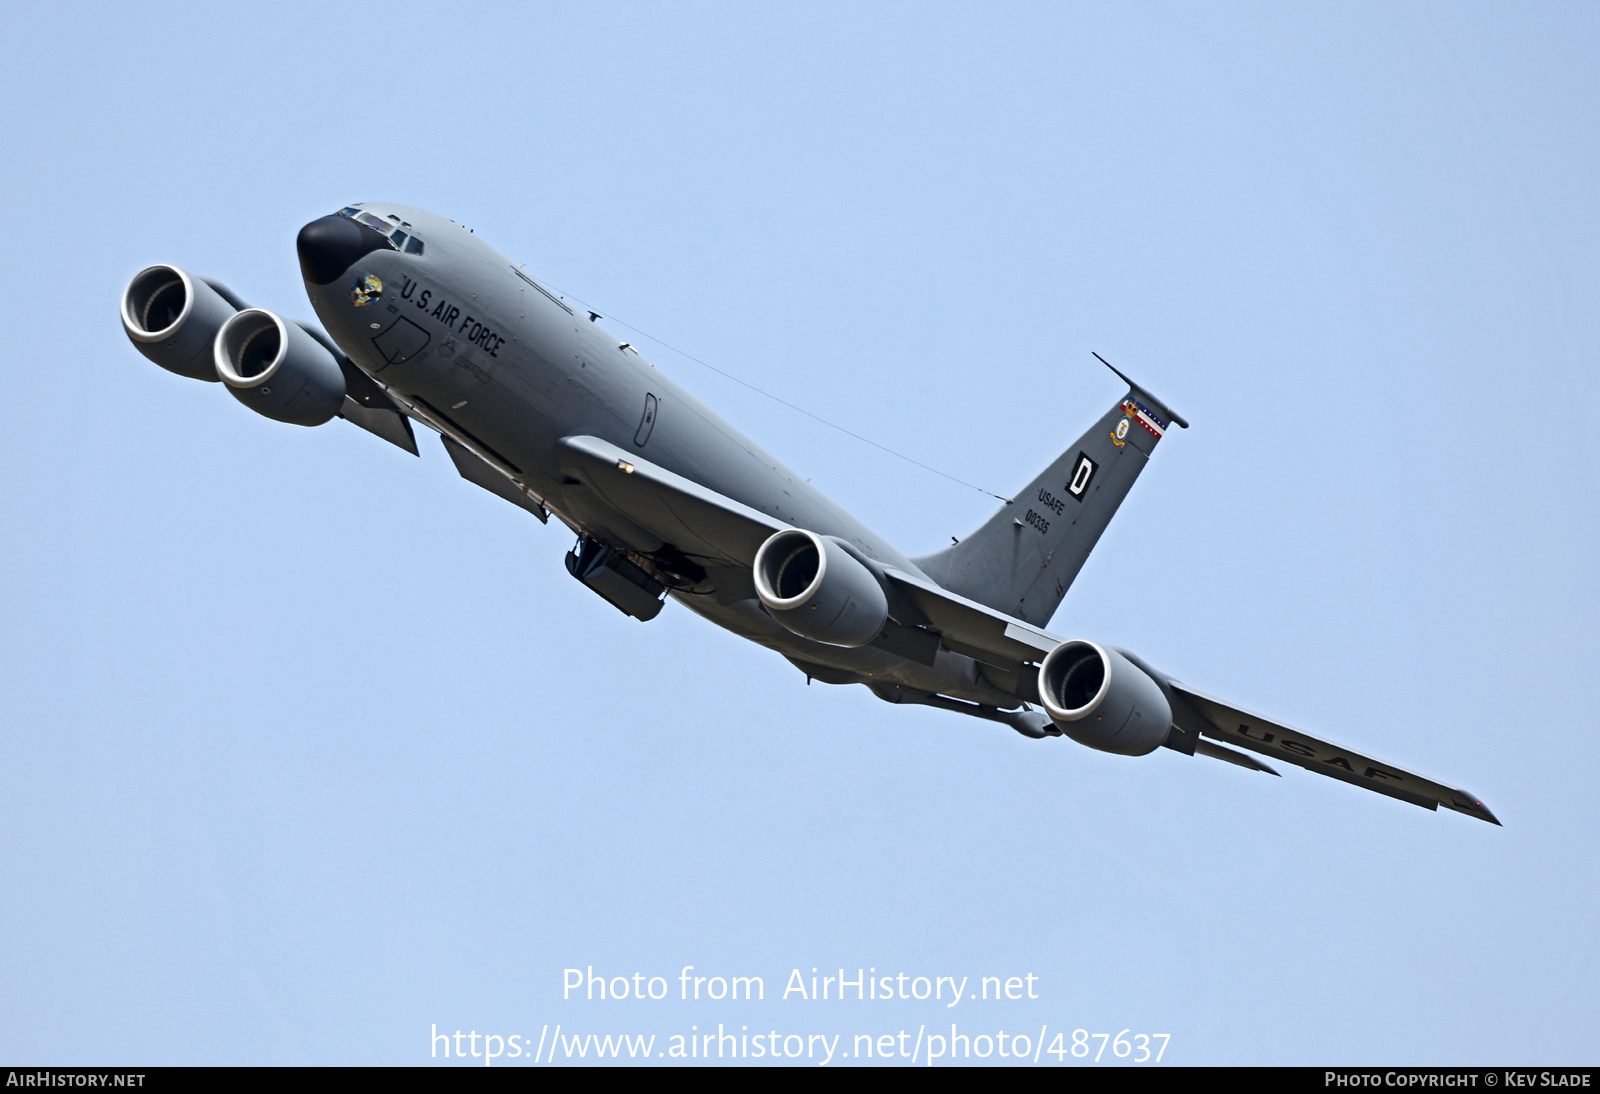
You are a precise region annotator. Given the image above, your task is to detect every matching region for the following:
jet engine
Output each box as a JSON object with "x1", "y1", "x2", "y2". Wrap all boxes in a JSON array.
[
  {"x1": 120, "y1": 265, "x2": 242, "y2": 381},
  {"x1": 213, "y1": 309, "x2": 347, "y2": 426},
  {"x1": 753, "y1": 529, "x2": 889, "y2": 647},
  {"x1": 1037, "y1": 640, "x2": 1172, "y2": 756}
]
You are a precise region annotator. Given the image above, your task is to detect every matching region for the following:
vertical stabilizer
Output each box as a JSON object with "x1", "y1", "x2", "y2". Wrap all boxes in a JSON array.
[{"x1": 914, "y1": 367, "x2": 1184, "y2": 627}]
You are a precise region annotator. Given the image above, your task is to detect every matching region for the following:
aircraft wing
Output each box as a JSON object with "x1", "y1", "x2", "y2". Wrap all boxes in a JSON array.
[
  {"x1": 555, "y1": 435, "x2": 1065, "y2": 664},
  {"x1": 554, "y1": 434, "x2": 1498, "y2": 824},
  {"x1": 877, "y1": 568, "x2": 1060, "y2": 666},
  {"x1": 877, "y1": 573, "x2": 1499, "y2": 824},
  {"x1": 555, "y1": 435, "x2": 1038, "y2": 635},
  {"x1": 556, "y1": 435, "x2": 787, "y2": 564},
  {"x1": 1163, "y1": 681, "x2": 1500, "y2": 824}
]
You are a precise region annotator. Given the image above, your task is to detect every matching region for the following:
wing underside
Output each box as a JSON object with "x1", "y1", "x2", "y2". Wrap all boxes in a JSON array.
[
  {"x1": 1165, "y1": 682, "x2": 1499, "y2": 824},
  {"x1": 555, "y1": 434, "x2": 784, "y2": 564},
  {"x1": 550, "y1": 434, "x2": 1497, "y2": 824}
]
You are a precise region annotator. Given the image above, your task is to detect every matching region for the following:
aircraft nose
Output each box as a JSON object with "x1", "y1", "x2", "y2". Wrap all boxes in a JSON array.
[{"x1": 296, "y1": 214, "x2": 391, "y2": 286}]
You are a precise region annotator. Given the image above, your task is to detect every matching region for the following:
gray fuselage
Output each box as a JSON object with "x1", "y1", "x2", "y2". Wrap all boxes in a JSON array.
[{"x1": 305, "y1": 204, "x2": 1012, "y2": 707}]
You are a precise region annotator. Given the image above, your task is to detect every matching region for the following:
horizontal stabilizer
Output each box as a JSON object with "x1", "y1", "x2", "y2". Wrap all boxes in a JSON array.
[{"x1": 1093, "y1": 352, "x2": 1188, "y2": 429}]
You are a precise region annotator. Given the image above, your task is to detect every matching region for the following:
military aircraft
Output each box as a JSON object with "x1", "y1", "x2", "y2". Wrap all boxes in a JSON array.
[{"x1": 119, "y1": 202, "x2": 1498, "y2": 825}]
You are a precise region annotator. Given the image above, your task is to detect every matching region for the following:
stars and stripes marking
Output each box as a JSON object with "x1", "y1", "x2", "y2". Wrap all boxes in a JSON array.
[{"x1": 1120, "y1": 398, "x2": 1167, "y2": 438}]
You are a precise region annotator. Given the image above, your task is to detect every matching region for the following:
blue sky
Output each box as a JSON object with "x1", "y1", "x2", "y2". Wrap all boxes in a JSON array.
[{"x1": 1, "y1": 1, "x2": 1596, "y2": 1065}]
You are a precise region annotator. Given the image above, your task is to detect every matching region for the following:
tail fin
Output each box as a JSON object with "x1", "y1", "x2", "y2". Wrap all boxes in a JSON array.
[{"x1": 913, "y1": 361, "x2": 1185, "y2": 627}]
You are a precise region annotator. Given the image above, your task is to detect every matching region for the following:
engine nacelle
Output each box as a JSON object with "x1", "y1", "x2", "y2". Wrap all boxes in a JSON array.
[
  {"x1": 214, "y1": 309, "x2": 347, "y2": 427},
  {"x1": 120, "y1": 265, "x2": 241, "y2": 381},
  {"x1": 1037, "y1": 640, "x2": 1172, "y2": 756},
  {"x1": 753, "y1": 529, "x2": 889, "y2": 648}
]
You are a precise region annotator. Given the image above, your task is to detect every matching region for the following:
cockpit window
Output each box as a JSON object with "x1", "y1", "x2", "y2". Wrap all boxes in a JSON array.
[{"x1": 335, "y1": 207, "x2": 424, "y2": 256}]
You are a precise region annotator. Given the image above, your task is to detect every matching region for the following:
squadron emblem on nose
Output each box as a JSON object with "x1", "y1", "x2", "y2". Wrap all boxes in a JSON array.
[{"x1": 350, "y1": 274, "x2": 383, "y2": 306}]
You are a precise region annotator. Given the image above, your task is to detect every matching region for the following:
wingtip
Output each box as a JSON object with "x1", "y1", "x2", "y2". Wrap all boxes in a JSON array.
[
  {"x1": 1447, "y1": 794, "x2": 1500, "y2": 826},
  {"x1": 1466, "y1": 794, "x2": 1500, "y2": 826}
]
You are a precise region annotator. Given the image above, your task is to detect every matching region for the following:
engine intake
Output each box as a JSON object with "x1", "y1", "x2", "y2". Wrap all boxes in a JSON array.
[
  {"x1": 753, "y1": 529, "x2": 888, "y2": 648},
  {"x1": 1037, "y1": 640, "x2": 1172, "y2": 756},
  {"x1": 120, "y1": 265, "x2": 241, "y2": 381},
  {"x1": 214, "y1": 309, "x2": 347, "y2": 426}
]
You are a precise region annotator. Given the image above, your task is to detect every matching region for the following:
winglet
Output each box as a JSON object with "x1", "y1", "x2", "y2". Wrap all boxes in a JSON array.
[{"x1": 1093, "y1": 352, "x2": 1188, "y2": 429}]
